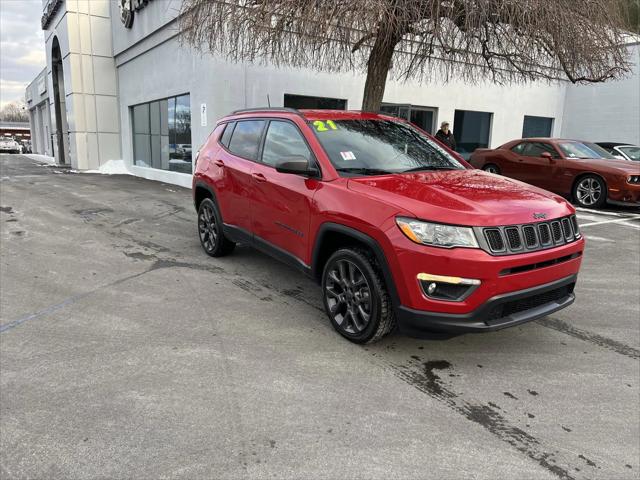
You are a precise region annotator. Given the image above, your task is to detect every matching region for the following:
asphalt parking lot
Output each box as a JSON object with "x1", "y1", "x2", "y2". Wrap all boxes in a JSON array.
[{"x1": 1, "y1": 154, "x2": 639, "y2": 480}]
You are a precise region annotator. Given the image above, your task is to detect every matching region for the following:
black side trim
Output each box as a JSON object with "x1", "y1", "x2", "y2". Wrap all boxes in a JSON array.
[
  {"x1": 396, "y1": 274, "x2": 577, "y2": 337},
  {"x1": 311, "y1": 223, "x2": 400, "y2": 307},
  {"x1": 222, "y1": 223, "x2": 251, "y2": 244},
  {"x1": 223, "y1": 223, "x2": 312, "y2": 277}
]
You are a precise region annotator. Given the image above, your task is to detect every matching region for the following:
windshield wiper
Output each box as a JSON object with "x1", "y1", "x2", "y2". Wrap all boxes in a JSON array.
[
  {"x1": 335, "y1": 167, "x2": 393, "y2": 176},
  {"x1": 401, "y1": 165, "x2": 457, "y2": 173}
]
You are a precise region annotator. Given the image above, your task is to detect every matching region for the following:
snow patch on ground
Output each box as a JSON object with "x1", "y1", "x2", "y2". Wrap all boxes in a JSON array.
[
  {"x1": 25, "y1": 154, "x2": 56, "y2": 165},
  {"x1": 84, "y1": 160, "x2": 131, "y2": 175}
]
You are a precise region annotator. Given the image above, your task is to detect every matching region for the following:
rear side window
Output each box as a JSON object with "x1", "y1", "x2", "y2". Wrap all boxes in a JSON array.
[
  {"x1": 228, "y1": 120, "x2": 265, "y2": 160},
  {"x1": 511, "y1": 142, "x2": 526, "y2": 154},
  {"x1": 261, "y1": 121, "x2": 312, "y2": 167},
  {"x1": 220, "y1": 122, "x2": 235, "y2": 147}
]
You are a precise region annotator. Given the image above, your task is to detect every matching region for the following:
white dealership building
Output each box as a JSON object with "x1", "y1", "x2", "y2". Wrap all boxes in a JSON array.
[{"x1": 27, "y1": 0, "x2": 640, "y2": 187}]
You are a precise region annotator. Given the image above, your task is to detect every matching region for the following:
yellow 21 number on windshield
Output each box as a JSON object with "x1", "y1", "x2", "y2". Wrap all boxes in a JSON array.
[{"x1": 313, "y1": 120, "x2": 338, "y2": 132}]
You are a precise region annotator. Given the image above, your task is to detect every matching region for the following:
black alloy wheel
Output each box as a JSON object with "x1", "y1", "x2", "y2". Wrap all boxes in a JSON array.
[
  {"x1": 325, "y1": 259, "x2": 373, "y2": 334},
  {"x1": 197, "y1": 198, "x2": 235, "y2": 257},
  {"x1": 322, "y1": 248, "x2": 395, "y2": 343}
]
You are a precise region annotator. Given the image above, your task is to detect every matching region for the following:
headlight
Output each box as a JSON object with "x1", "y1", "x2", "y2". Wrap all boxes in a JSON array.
[
  {"x1": 396, "y1": 217, "x2": 479, "y2": 248},
  {"x1": 628, "y1": 175, "x2": 640, "y2": 184}
]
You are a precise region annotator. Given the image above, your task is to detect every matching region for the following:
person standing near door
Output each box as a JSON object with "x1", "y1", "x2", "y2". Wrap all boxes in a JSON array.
[{"x1": 435, "y1": 121, "x2": 456, "y2": 150}]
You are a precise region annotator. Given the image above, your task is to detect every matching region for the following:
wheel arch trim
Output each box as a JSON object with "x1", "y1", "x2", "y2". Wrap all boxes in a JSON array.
[
  {"x1": 193, "y1": 180, "x2": 219, "y2": 211},
  {"x1": 311, "y1": 223, "x2": 401, "y2": 307}
]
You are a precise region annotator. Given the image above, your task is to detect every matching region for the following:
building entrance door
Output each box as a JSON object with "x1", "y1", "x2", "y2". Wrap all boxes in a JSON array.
[{"x1": 51, "y1": 37, "x2": 69, "y2": 165}]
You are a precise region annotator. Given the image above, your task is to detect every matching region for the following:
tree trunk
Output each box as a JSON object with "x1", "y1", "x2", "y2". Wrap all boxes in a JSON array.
[{"x1": 361, "y1": 34, "x2": 398, "y2": 112}]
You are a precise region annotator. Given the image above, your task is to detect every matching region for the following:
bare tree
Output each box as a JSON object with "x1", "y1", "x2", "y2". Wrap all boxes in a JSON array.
[
  {"x1": 179, "y1": 0, "x2": 633, "y2": 112},
  {"x1": 0, "y1": 101, "x2": 29, "y2": 122}
]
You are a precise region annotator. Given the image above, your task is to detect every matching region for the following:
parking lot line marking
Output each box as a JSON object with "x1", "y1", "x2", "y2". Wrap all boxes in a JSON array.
[
  {"x1": 619, "y1": 221, "x2": 640, "y2": 230},
  {"x1": 584, "y1": 235, "x2": 615, "y2": 242},
  {"x1": 0, "y1": 269, "x2": 151, "y2": 334},
  {"x1": 579, "y1": 215, "x2": 640, "y2": 228},
  {"x1": 575, "y1": 207, "x2": 635, "y2": 218}
]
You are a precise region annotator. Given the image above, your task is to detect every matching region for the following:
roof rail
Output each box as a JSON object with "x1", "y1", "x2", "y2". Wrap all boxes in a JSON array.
[{"x1": 231, "y1": 107, "x2": 303, "y2": 116}]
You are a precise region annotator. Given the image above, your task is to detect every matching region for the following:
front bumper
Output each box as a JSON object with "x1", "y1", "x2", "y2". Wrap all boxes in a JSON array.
[
  {"x1": 397, "y1": 274, "x2": 576, "y2": 336},
  {"x1": 608, "y1": 182, "x2": 640, "y2": 205}
]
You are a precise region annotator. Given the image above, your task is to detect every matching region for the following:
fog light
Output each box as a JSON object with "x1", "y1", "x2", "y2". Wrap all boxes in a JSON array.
[{"x1": 417, "y1": 273, "x2": 480, "y2": 302}]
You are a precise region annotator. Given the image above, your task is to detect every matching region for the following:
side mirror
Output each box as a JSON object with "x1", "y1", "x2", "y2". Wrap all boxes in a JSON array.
[
  {"x1": 540, "y1": 152, "x2": 554, "y2": 161},
  {"x1": 275, "y1": 156, "x2": 319, "y2": 177}
]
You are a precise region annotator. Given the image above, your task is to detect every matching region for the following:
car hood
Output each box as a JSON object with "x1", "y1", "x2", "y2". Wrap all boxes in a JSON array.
[
  {"x1": 347, "y1": 169, "x2": 572, "y2": 226},
  {"x1": 580, "y1": 158, "x2": 640, "y2": 174}
]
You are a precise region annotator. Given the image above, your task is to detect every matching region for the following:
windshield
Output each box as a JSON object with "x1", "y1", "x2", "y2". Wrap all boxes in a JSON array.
[
  {"x1": 558, "y1": 141, "x2": 615, "y2": 159},
  {"x1": 618, "y1": 146, "x2": 640, "y2": 161},
  {"x1": 310, "y1": 119, "x2": 465, "y2": 176}
]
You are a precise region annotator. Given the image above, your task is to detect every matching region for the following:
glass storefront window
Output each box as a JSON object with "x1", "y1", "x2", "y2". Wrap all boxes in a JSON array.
[
  {"x1": 284, "y1": 94, "x2": 347, "y2": 110},
  {"x1": 380, "y1": 104, "x2": 437, "y2": 134},
  {"x1": 132, "y1": 104, "x2": 150, "y2": 168},
  {"x1": 522, "y1": 115, "x2": 554, "y2": 138},
  {"x1": 453, "y1": 110, "x2": 493, "y2": 159},
  {"x1": 132, "y1": 94, "x2": 191, "y2": 173}
]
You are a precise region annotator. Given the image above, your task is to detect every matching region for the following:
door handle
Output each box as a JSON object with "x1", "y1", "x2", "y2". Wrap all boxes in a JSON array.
[
  {"x1": 252, "y1": 172, "x2": 267, "y2": 182},
  {"x1": 214, "y1": 159, "x2": 224, "y2": 167}
]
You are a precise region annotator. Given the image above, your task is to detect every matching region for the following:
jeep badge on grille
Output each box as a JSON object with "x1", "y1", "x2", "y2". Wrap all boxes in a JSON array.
[{"x1": 533, "y1": 212, "x2": 547, "y2": 220}]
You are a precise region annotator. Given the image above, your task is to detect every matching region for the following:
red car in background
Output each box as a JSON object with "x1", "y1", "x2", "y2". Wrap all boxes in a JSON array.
[{"x1": 469, "y1": 138, "x2": 640, "y2": 209}]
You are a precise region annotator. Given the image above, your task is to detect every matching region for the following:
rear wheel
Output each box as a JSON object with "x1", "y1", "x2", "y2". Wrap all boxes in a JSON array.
[
  {"x1": 197, "y1": 198, "x2": 235, "y2": 257},
  {"x1": 482, "y1": 163, "x2": 501, "y2": 174},
  {"x1": 573, "y1": 175, "x2": 606, "y2": 209},
  {"x1": 322, "y1": 248, "x2": 395, "y2": 344}
]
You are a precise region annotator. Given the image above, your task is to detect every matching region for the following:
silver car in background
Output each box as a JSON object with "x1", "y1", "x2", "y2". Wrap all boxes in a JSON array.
[
  {"x1": 596, "y1": 142, "x2": 640, "y2": 162},
  {"x1": 0, "y1": 137, "x2": 22, "y2": 154}
]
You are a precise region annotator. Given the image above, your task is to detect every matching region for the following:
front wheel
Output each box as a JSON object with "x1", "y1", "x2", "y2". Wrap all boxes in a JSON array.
[
  {"x1": 197, "y1": 198, "x2": 235, "y2": 257},
  {"x1": 482, "y1": 163, "x2": 501, "y2": 174},
  {"x1": 573, "y1": 175, "x2": 606, "y2": 209},
  {"x1": 322, "y1": 248, "x2": 395, "y2": 344}
]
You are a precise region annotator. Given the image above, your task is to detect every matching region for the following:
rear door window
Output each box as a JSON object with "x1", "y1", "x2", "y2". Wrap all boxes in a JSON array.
[{"x1": 227, "y1": 120, "x2": 265, "y2": 160}]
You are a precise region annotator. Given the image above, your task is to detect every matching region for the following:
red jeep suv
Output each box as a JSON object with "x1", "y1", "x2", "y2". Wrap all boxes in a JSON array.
[{"x1": 193, "y1": 109, "x2": 584, "y2": 343}]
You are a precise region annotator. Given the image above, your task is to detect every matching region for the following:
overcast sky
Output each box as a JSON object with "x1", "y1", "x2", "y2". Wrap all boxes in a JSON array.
[{"x1": 0, "y1": 0, "x2": 46, "y2": 108}]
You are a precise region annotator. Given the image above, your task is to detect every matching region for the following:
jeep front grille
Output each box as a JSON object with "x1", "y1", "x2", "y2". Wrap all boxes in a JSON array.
[
  {"x1": 477, "y1": 215, "x2": 580, "y2": 256},
  {"x1": 538, "y1": 223, "x2": 552, "y2": 245},
  {"x1": 522, "y1": 225, "x2": 538, "y2": 248},
  {"x1": 551, "y1": 221, "x2": 563, "y2": 243}
]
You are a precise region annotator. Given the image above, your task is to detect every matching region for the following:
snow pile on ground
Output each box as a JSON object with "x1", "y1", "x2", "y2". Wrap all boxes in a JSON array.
[
  {"x1": 25, "y1": 154, "x2": 56, "y2": 165},
  {"x1": 84, "y1": 159, "x2": 130, "y2": 175}
]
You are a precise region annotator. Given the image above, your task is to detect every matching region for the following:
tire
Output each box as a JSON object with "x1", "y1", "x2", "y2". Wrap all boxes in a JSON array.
[
  {"x1": 321, "y1": 248, "x2": 396, "y2": 344},
  {"x1": 482, "y1": 163, "x2": 501, "y2": 175},
  {"x1": 197, "y1": 197, "x2": 235, "y2": 257},
  {"x1": 573, "y1": 175, "x2": 606, "y2": 209}
]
